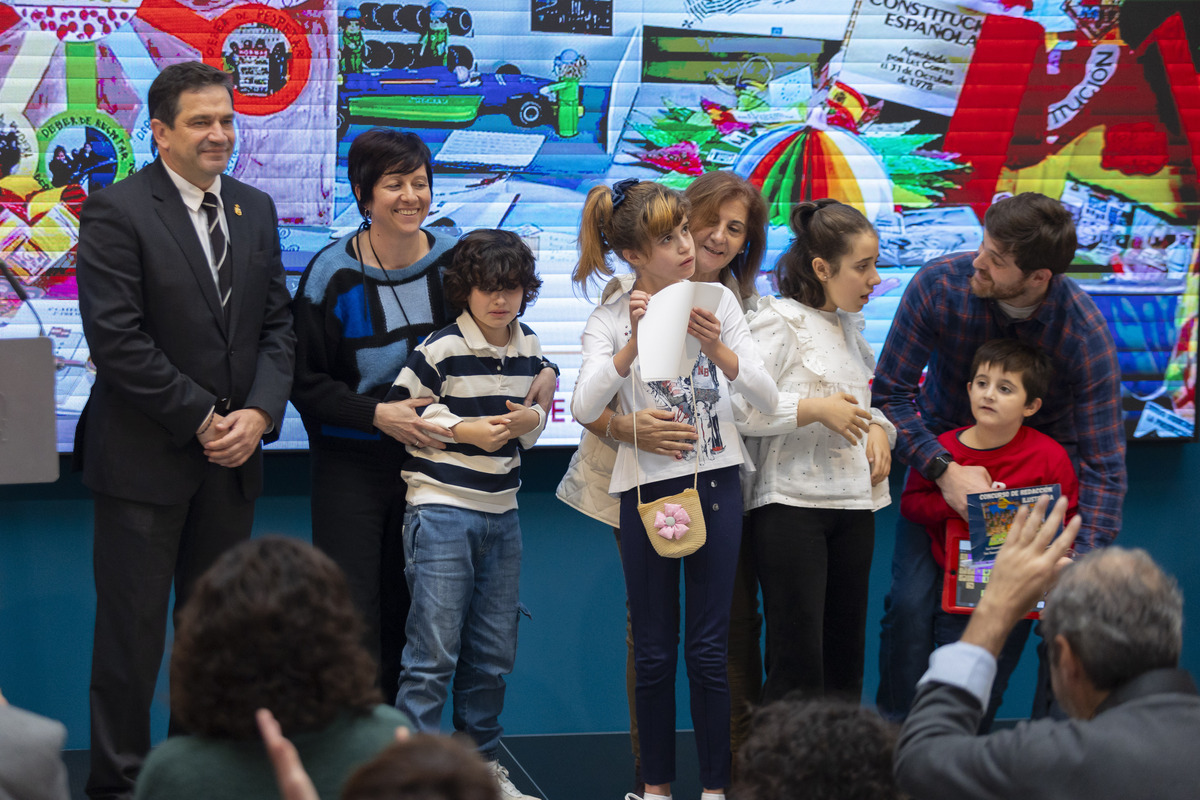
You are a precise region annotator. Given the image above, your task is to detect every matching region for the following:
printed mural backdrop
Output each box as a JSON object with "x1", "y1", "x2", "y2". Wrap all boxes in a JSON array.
[{"x1": 0, "y1": 0, "x2": 1196, "y2": 448}]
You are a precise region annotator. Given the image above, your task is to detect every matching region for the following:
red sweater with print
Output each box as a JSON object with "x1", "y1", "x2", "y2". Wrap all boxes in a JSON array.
[{"x1": 901, "y1": 425, "x2": 1080, "y2": 569}]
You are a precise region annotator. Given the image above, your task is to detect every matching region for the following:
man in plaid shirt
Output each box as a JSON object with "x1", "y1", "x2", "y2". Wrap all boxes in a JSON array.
[{"x1": 873, "y1": 192, "x2": 1126, "y2": 724}]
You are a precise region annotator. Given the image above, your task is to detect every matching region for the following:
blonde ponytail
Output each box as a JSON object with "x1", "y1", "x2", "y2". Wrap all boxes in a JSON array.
[{"x1": 572, "y1": 180, "x2": 690, "y2": 295}]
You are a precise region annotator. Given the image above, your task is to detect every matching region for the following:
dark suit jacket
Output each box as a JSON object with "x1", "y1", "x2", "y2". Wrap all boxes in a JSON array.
[
  {"x1": 894, "y1": 668, "x2": 1200, "y2": 799},
  {"x1": 74, "y1": 158, "x2": 294, "y2": 504}
]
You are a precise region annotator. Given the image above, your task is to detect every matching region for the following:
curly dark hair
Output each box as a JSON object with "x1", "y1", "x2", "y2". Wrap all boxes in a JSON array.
[
  {"x1": 736, "y1": 698, "x2": 904, "y2": 800},
  {"x1": 443, "y1": 229, "x2": 542, "y2": 316},
  {"x1": 341, "y1": 734, "x2": 499, "y2": 800},
  {"x1": 171, "y1": 536, "x2": 381, "y2": 739}
]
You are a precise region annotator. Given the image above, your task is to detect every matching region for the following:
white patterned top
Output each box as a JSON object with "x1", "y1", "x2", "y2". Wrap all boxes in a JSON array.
[{"x1": 734, "y1": 295, "x2": 895, "y2": 512}]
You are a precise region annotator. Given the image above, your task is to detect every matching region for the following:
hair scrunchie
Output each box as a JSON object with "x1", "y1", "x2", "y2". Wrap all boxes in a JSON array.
[{"x1": 611, "y1": 178, "x2": 639, "y2": 210}]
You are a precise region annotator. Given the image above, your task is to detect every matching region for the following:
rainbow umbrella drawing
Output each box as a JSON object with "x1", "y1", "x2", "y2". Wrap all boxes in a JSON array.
[{"x1": 734, "y1": 121, "x2": 894, "y2": 227}]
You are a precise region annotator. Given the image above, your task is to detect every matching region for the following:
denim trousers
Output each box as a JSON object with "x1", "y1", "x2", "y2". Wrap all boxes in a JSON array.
[
  {"x1": 619, "y1": 465, "x2": 742, "y2": 790},
  {"x1": 395, "y1": 503, "x2": 522, "y2": 760},
  {"x1": 876, "y1": 500, "x2": 1031, "y2": 731},
  {"x1": 933, "y1": 607, "x2": 1032, "y2": 732}
]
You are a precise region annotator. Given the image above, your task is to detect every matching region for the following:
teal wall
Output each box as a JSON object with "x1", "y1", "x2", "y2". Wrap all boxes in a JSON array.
[{"x1": 1, "y1": 445, "x2": 1198, "y2": 750}]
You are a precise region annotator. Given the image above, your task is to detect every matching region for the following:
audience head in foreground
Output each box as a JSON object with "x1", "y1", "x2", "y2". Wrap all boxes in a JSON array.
[
  {"x1": 258, "y1": 711, "x2": 498, "y2": 800},
  {"x1": 342, "y1": 734, "x2": 500, "y2": 800},
  {"x1": 1041, "y1": 545, "x2": 1183, "y2": 718},
  {"x1": 172, "y1": 535, "x2": 380, "y2": 737},
  {"x1": 136, "y1": 537, "x2": 410, "y2": 800},
  {"x1": 736, "y1": 697, "x2": 902, "y2": 800},
  {"x1": 894, "y1": 497, "x2": 1199, "y2": 800}
]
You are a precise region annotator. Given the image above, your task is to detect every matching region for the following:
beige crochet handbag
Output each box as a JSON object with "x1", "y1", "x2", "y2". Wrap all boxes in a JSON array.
[{"x1": 631, "y1": 375, "x2": 706, "y2": 559}]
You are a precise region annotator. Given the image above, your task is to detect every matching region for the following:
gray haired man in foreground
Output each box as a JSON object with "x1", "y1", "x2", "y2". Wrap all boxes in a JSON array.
[{"x1": 894, "y1": 496, "x2": 1199, "y2": 799}]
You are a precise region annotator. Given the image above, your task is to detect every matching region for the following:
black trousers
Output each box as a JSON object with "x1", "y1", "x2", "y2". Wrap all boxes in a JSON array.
[
  {"x1": 310, "y1": 449, "x2": 410, "y2": 705},
  {"x1": 86, "y1": 464, "x2": 253, "y2": 800},
  {"x1": 752, "y1": 503, "x2": 875, "y2": 703},
  {"x1": 619, "y1": 466, "x2": 743, "y2": 790}
]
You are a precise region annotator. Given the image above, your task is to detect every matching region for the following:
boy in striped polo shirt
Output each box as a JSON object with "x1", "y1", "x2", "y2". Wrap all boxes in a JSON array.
[{"x1": 386, "y1": 229, "x2": 547, "y2": 800}]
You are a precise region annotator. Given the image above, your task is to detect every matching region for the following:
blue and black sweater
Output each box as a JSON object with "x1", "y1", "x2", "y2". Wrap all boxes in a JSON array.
[{"x1": 290, "y1": 229, "x2": 456, "y2": 463}]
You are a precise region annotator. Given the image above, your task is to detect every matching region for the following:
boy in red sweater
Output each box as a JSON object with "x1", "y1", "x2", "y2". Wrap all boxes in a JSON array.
[{"x1": 901, "y1": 339, "x2": 1078, "y2": 731}]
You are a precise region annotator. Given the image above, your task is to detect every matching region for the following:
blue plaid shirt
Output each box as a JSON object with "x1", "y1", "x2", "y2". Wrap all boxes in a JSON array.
[{"x1": 872, "y1": 252, "x2": 1126, "y2": 553}]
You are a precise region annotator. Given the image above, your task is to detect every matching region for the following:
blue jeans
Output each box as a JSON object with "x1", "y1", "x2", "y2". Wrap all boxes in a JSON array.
[
  {"x1": 877, "y1": 502, "x2": 1032, "y2": 731},
  {"x1": 877, "y1": 510, "x2": 940, "y2": 722},
  {"x1": 933, "y1": 609, "x2": 1032, "y2": 732},
  {"x1": 395, "y1": 503, "x2": 522, "y2": 760}
]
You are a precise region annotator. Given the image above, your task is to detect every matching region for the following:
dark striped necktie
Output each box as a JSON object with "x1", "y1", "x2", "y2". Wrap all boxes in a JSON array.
[{"x1": 201, "y1": 191, "x2": 231, "y2": 319}]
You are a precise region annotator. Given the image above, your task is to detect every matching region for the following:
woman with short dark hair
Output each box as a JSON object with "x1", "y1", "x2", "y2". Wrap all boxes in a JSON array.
[
  {"x1": 134, "y1": 536, "x2": 411, "y2": 800},
  {"x1": 290, "y1": 131, "x2": 555, "y2": 707},
  {"x1": 290, "y1": 127, "x2": 457, "y2": 704}
]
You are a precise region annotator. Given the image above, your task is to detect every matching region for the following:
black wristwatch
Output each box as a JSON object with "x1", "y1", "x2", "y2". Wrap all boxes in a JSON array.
[
  {"x1": 926, "y1": 453, "x2": 954, "y2": 481},
  {"x1": 538, "y1": 357, "x2": 560, "y2": 377}
]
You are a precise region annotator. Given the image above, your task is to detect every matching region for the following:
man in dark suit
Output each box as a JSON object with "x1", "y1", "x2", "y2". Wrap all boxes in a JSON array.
[
  {"x1": 75, "y1": 61, "x2": 295, "y2": 800},
  {"x1": 894, "y1": 497, "x2": 1200, "y2": 799}
]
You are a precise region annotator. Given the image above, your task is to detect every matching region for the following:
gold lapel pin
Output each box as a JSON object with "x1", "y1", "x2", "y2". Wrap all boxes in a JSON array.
[{"x1": 234, "y1": 203, "x2": 242, "y2": 216}]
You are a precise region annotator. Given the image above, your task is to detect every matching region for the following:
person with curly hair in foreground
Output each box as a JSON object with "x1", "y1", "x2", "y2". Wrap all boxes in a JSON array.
[
  {"x1": 258, "y1": 710, "x2": 499, "y2": 800},
  {"x1": 134, "y1": 536, "x2": 411, "y2": 800},
  {"x1": 735, "y1": 697, "x2": 903, "y2": 800}
]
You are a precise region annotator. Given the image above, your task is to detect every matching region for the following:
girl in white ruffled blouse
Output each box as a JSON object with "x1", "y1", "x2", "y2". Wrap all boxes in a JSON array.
[{"x1": 734, "y1": 199, "x2": 896, "y2": 703}]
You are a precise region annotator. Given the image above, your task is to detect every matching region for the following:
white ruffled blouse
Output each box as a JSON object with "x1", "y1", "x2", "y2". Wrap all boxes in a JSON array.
[{"x1": 733, "y1": 295, "x2": 895, "y2": 512}]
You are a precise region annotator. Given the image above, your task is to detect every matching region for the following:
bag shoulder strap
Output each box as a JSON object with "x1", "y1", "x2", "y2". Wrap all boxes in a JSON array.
[{"x1": 631, "y1": 364, "x2": 700, "y2": 506}]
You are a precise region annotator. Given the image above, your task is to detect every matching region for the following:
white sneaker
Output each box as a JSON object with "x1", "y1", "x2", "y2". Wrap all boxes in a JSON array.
[{"x1": 487, "y1": 760, "x2": 540, "y2": 800}]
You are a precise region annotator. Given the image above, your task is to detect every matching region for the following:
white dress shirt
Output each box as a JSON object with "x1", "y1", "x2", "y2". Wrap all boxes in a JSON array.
[
  {"x1": 918, "y1": 640, "x2": 998, "y2": 709},
  {"x1": 162, "y1": 162, "x2": 229, "y2": 287}
]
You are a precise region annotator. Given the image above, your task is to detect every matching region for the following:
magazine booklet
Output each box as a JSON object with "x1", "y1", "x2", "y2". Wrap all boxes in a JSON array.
[{"x1": 942, "y1": 484, "x2": 1062, "y2": 617}]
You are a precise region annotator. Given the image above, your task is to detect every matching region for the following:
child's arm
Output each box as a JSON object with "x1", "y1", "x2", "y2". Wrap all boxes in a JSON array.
[
  {"x1": 503, "y1": 400, "x2": 548, "y2": 448},
  {"x1": 452, "y1": 418, "x2": 510, "y2": 453},
  {"x1": 571, "y1": 304, "x2": 631, "y2": 425},
  {"x1": 732, "y1": 304, "x2": 873, "y2": 440},
  {"x1": 865, "y1": 406, "x2": 897, "y2": 486},
  {"x1": 901, "y1": 468, "x2": 960, "y2": 525},
  {"x1": 505, "y1": 329, "x2": 549, "y2": 447},
  {"x1": 795, "y1": 395, "x2": 873, "y2": 441},
  {"x1": 688, "y1": 307, "x2": 740, "y2": 378},
  {"x1": 868, "y1": 407, "x2": 898, "y2": 449},
  {"x1": 612, "y1": 290, "x2": 649, "y2": 378},
  {"x1": 388, "y1": 345, "x2": 459, "y2": 445},
  {"x1": 700, "y1": 290, "x2": 777, "y2": 413},
  {"x1": 866, "y1": 423, "x2": 892, "y2": 486}
]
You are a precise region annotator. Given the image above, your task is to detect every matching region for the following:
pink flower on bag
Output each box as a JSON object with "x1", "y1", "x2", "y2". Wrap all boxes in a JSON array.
[{"x1": 653, "y1": 503, "x2": 691, "y2": 540}]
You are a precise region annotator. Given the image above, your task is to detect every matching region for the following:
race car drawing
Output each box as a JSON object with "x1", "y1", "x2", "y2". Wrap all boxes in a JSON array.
[{"x1": 338, "y1": 65, "x2": 555, "y2": 135}]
